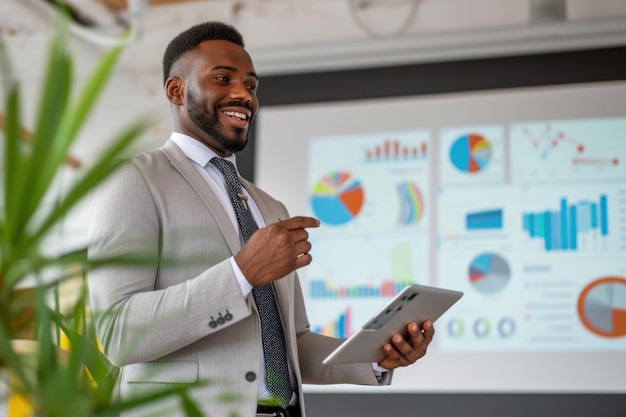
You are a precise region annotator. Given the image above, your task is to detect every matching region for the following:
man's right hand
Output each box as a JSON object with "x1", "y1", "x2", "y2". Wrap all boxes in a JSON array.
[{"x1": 234, "y1": 216, "x2": 320, "y2": 286}]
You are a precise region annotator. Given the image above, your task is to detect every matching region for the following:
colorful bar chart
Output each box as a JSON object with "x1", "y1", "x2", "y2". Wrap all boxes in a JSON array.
[
  {"x1": 466, "y1": 208, "x2": 503, "y2": 230},
  {"x1": 313, "y1": 307, "x2": 352, "y2": 338},
  {"x1": 365, "y1": 139, "x2": 427, "y2": 161},
  {"x1": 522, "y1": 195, "x2": 608, "y2": 251},
  {"x1": 309, "y1": 279, "x2": 413, "y2": 299}
]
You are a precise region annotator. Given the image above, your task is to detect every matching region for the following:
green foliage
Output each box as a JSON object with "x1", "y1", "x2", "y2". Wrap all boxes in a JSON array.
[{"x1": 0, "y1": 16, "x2": 204, "y2": 417}]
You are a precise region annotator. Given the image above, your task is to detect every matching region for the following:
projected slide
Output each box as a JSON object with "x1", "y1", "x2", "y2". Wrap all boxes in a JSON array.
[
  {"x1": 257, "y1": 81, "x2": 626, "y2": 392},
  {"x1": 308, "y1": 129, "x2": 431, "y2": 234}
]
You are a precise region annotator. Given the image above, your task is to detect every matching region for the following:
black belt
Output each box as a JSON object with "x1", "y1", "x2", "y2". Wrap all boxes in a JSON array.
[{"x1": 256, "y1": 405, "x2": 301, "y2": 417}]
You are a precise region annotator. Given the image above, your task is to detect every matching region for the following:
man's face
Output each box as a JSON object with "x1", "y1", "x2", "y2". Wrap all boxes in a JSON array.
[{"x1": 177, "y1": 40, "x2": 259, "y2": 156}]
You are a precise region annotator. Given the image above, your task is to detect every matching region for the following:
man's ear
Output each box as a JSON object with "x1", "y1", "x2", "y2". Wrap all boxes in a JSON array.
[{"x1": 165, "y1": 77, "x2": 184, "y2": 105}]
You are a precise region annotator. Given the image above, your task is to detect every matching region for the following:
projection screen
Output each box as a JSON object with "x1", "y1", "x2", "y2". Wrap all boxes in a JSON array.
[{"x1": 255, "y1": 80, "x2": 626, "y2": 393}]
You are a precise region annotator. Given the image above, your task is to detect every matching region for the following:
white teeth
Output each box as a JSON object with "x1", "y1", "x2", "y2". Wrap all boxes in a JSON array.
[{"x1": 223, "y1": 111, "x2": 248, "y2": 120}]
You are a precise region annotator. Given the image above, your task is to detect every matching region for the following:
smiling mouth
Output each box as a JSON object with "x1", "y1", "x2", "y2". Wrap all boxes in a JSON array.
[{"x1": 222, "y1": 110, "x2": 251, "y2": 121}]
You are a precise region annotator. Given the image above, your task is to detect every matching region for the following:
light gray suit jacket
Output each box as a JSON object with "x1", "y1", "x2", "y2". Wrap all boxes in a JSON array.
[{"x1": 88, "y1": 140, "x2": 388, "y2": 417}]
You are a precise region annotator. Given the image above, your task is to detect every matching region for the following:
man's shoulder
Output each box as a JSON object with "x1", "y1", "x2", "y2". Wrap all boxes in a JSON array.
[
  {"x1": 102, "y1": 146, "x2": 171, "y2": 188},
  {"x1": 125, "y1": 145, "x2": 172, "y2": 172}
]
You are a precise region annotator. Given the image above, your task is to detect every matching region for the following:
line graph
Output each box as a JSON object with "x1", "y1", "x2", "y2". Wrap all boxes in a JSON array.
[
  {"x1": 510, "y1": 118, "x2": 626, "y2": 182},
  {"x1": 521, "y1": 123, "x2": 619, "y2": 167},
  {"x1": 521, "y1": 123, "x2": 585, "y2": 160}
]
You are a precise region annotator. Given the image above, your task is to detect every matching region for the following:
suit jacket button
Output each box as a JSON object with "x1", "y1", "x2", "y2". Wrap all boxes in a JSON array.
[{"x1": 245, "y1": 371, "x2": 256, "y2": 382}]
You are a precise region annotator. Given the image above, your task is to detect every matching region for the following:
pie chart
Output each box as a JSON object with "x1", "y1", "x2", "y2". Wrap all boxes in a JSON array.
[
  {"x1": 468, "y1": 253, "x2": 510, "y2": 294},
  {"x1": 577, "y1": 277, "x2": 626, "y2": 338},
  {"x1": 450, "y1": 133, "x2": 492, "y2": 173},
  {"x1": 310, "y1": 172, "x2": 364, "y2": 225}
]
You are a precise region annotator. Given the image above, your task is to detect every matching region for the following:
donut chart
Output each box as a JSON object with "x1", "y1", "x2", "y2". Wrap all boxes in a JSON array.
[
  {"x1": 577, "y1": 277, "x2": 626, "y2": 338},
  {"x1": 310, "y1": 172, "x2": 364, "y2": 225},
  {"x1": 450, "y1": 133, "x2": 492, "y2": 173},
  {"x1": 468, "y1": 253, "x2": 511, "y2": 294}
]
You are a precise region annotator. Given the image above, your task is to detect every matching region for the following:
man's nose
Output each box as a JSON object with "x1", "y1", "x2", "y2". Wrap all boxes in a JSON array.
[{"x1": 230, "y1": 82, "x2": 252, "y2": 103}]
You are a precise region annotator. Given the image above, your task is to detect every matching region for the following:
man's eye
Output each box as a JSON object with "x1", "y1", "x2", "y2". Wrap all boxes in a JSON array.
[
  {"x1": 247, "y1": 84, "x2": 257, "y2": 92},
  {"x1": 216, "y1": 76, "x2": 229, "y2": 82}
]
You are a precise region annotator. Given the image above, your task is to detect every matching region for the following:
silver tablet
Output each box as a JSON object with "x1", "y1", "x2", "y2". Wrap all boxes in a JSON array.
[{"x1": 322, "y1": 284, "x2": 463, "y2": 365}]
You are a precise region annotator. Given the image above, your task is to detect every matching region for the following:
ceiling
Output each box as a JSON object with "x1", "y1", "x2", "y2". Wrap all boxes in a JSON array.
[{"x1": 2, "y1": 0, "x2": 626, "y2": 77}]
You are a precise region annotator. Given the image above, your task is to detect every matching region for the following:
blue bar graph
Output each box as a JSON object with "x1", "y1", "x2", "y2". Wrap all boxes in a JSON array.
[
  {"x1": 466, "y1": 209, "x2": 503, "y2": 230},
  {"x1": 312, "y1": 307, "x2": 352, "y2": 338},
  {"x1": 522, "y1": 195, "x2": 609, "y2": 251},
  {"x1": 600, "y1": 195, "x2": 608, "y2": 235}
]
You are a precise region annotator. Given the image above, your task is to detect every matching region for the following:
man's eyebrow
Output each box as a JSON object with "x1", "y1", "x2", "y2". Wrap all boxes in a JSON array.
[{"x1": 211, "y1": 65, "x2": 258, "y2": 80}]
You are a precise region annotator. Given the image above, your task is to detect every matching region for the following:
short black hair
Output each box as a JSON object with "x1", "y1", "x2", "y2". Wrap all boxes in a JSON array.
[{"x1": 162, "y1": 21, "x2": 245, "y2": 85}]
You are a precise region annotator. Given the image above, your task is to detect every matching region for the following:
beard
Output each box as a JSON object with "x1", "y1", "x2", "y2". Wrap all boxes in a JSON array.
[{"x1": 187, "y1": 90, "x2": 248, "y2": 154}]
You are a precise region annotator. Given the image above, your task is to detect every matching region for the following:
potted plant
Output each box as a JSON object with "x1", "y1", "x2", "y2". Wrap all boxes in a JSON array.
[{"x1": 0, "y1": 15, "x2": 204, "y2": 417}]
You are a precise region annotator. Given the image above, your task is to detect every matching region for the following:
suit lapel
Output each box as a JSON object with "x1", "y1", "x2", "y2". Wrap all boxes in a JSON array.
[
  {"x1": 161, "y1": 140, "x2": 242, "y2": 254},
  {"x1": 242, "y1": 179, "x2": 281, "y2": 227}
]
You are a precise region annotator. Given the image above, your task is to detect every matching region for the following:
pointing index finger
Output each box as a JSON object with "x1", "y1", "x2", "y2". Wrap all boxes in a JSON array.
[{"x1": 281, "y1": 216, "x2": 321, "y2": 230}]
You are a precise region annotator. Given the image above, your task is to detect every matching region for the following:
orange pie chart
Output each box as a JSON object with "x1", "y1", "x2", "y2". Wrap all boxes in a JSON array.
[{"x1": 577, "y1": 276, "x2": 626, "y2": 338}]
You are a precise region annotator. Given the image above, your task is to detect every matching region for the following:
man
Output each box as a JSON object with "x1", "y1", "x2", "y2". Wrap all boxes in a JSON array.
[{"x1": 88, "y1": 21, "x2": 434, "y2": 417}]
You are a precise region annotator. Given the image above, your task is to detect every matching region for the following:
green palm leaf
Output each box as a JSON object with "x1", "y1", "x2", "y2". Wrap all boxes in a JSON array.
[{"x1": 0, "y1": 11, "x2": 208, "y2": 417}]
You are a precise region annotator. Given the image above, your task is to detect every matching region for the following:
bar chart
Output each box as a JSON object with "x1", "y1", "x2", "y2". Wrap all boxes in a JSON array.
[
  {"x1": 312, "y1": 307, "x2": 352, "y2": 338},
  {"x1": 365, "y1": 139, "x2": 428, "y2": 162},
  {"x1": 522, "y1": 195, "x2": 608, "y2": 251},
  {"x1": 466, "y1": 208, "x2": 504, "y2": 230},
  {"x1": 309, "y1": 279, "x2": 414, "y2": 299}
]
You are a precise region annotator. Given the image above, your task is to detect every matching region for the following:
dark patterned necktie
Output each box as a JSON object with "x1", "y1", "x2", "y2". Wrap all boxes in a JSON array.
[{"x1": 210, "y1": 157, "x2": 293, "y2": 408}]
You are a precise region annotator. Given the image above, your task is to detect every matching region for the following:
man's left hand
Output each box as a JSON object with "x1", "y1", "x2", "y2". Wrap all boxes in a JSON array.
[{"x1": 377, "y1": 320, "x2": 435, "y2": 370}]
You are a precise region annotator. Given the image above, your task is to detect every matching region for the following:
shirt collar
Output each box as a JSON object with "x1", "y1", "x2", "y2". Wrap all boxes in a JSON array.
[{"x1": 169, "y1": 132, "x2": 239, "y2": 171}]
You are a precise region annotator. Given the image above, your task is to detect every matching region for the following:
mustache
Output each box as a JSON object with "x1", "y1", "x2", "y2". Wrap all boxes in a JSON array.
[{"x1": 217, "y1": 101, "x2": 253, "y2": 111}]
